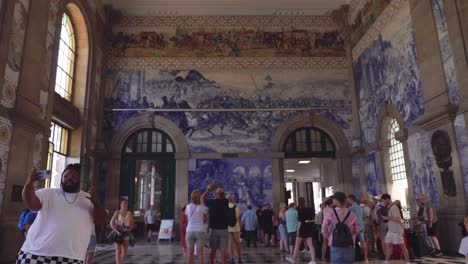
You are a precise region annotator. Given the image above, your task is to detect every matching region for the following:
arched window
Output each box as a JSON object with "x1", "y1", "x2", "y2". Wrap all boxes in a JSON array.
[
  {"x1": 388, "y1": 119, "x2": 407, "y2": 181},
  {"x1": 55, "y1": 13, "x2": 76, "y2": 101},
  {"x1": 46, "y1": 6, "x2": 89, "y2": 187},
  {"x1": 123, "y1": 129, "x2": 175, "y2": 154},
  {"x1": 383, "y1": 118, "x2": 409, "y2": 216},
  {"x1": 283, "y1": 127, "x2": 336, "y2": 158}
]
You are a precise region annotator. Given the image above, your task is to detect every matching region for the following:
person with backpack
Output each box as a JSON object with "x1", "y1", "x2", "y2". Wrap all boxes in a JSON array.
[
  {"x1": 380, "y1": 193, "x2": 410, "y2": 264},
  {"x1": 286, "y1": 197, "x2": 317, "y2": 264},
  {"x1": 227, "y1": 194, "x2": 242, "y2": 264},
  {"x1": 321, "y1": 192, "x2": 359, "y2": 264},
  {"x1": 347, "y1": 194, "x2": 368, "y2": 262},
  {"x1": 202, "y1": 184, "x2": 230, "y2": 264}
]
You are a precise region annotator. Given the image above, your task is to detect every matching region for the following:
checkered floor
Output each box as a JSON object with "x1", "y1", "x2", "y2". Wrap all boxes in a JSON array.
[{"x1": 93, "y1": 242, "x2": 466, "y2": 264}]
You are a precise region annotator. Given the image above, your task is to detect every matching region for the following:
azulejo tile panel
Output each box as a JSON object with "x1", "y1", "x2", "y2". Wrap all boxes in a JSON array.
[
  {"x1": 104, "y1": 70, "x2": 353, "y2": 153},
  {"x1": 353, "y1": 0, "x2": 424, "y2": 146},
  {"x1": 432, "y1": 0, "x2": 460, "y2": 105}
]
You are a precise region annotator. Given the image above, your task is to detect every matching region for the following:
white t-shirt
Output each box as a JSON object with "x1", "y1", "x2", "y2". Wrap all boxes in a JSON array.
[
  {"x1": 21, "y1": 188, "x2": 94, "y2": 261},
  {"x1": 459, "y1": 236, "x2": 468, "y2": 257},
  {"x1": 387, "y1": 205, "x2": 403, "y2": 234},
  {"x1": 185, "y1": 203, "x2": 208, "y2": 232},
  {"x1": 144, "y1": 210, "x2": 157, "y2": 224}
]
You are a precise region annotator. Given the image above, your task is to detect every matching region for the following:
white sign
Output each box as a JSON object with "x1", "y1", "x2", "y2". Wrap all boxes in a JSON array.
[{"x1": 158, "y1": 219, "x2": 174, "y2": 240}]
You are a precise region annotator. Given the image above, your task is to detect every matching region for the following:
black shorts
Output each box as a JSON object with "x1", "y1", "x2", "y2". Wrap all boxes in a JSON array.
[
  {"x1": 427, "y1": 222, "x2": 438, "y2": 236},
  {"x1": 298, "y1": 223, "x2": 315, "y2": 239},
  {"x1": 288, "y1": 232, "x2": 296, "y2": 246},
  {"x1": 262, "y1": 225, "x2": 275, "y2": 235},
  {"x1": 147, "y1": 224, "x2": 157, "y2": 231}
]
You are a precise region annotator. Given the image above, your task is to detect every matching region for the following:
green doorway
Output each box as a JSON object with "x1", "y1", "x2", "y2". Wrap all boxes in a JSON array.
[{"x1": 120, "y1": 129, "x2": 176, "y2": 219}]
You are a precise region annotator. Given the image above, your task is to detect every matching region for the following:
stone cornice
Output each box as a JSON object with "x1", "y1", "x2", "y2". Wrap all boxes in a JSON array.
[
  {"x1": 413, "y1": 104, "x2": 458, "y2": 131},
  {"x1": 117, "y1": 15, "x2": 339, "y2": 28},
  {"x1": 107, "y1": 57, "x2": 348, "y2": 70}
]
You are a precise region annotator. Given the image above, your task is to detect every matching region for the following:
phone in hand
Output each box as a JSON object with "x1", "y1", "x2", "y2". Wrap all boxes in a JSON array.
[{"x1": 38, "y1": 170, "x2": 51, "y2": 179}]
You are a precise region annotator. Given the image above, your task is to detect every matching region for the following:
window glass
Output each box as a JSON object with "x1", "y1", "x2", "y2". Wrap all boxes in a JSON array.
[
  {"x1": 388, "y1": 119, "x2": 407, "y2": 181},
  {"x1": 55, "y1": 13, "x2": 75, "y2": 100},
  {"x1": 47, "y1": 123, "x2": 69, "y2": 188}
]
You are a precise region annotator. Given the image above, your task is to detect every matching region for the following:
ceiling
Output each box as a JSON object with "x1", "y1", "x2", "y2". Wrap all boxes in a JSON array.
[
  {"x1": 284, "y1": 158, "x2": 336, "y2": 182},
  {"x1": 100, "y1": 0, "x2": 350, "y2": 16}
]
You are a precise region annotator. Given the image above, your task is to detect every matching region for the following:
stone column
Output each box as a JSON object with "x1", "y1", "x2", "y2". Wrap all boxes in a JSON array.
[
  {"x1": 174, "y1": 153, "x2": 189, "y2": 222},
  {"x1": 411, "y1": 0, "x2": 467, "y2": 253},
  {"x1": 272, "y1": 156, "x2": 284, "y2": 213}
]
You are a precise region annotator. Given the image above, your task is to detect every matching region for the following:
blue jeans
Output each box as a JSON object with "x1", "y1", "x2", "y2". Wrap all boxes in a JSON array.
[
  {"x1": 278, "y1": 224, "x2": 288, "y2": 241},
  {"x1": 330, "y1": 246, "x2": 354, "y2": 264}
]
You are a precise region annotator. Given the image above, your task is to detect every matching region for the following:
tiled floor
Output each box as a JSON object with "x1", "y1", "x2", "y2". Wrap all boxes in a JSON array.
[{"x1": 93, "y1": 242, "x2": 466, "y2": 264}]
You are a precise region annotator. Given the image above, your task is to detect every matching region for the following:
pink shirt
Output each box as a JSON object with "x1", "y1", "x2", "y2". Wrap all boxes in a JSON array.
[{"x1": 321, "y1": 207, "x2": 359, "y2": 246}]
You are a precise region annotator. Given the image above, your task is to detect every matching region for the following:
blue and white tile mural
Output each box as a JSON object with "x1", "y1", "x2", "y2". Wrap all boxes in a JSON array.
[
  {"x1": 353, "y1": 2, "x2": 424, "y2": 147},
  {"x1": 104, "y1": 70, "x2": 352, "y2": 153},
  {"x1": 432, "y1": 0, "x2": 460, "y2": 105},
  {"x1": 352, "y1": 157, "x2": 362, "y2": 199},
  {"x1": 188, "y1": 159, "x2": 272, "y2": 212},
  {"x1": 365, "y1": 152, "x2": 382, "y2": 197},
  {"x1": 407, "y1": 132, "x2": 440, "y2": 207},
  {"x1": 454, "y1": 115, "x2": 468, "y2": 202}
]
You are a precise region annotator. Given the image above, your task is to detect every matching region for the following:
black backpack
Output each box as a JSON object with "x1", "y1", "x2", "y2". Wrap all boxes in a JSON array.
[
  {"x1": 332, "y1": 208, "x2": 354, "y2": 247},
  {"x1": 227, "y1": 205, "x2": 237, "y2": 227}
]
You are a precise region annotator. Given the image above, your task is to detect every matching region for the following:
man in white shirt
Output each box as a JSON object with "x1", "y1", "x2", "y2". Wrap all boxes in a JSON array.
[
  {"x1": 380, "y1": 193, "x2": 410, "y2": 264},
  {"x1": 144, "y1": 205, "x2": 158, "y2": 242},
  {"x1": 17, "y1": 164, "x2": 105, "y2": 264}
]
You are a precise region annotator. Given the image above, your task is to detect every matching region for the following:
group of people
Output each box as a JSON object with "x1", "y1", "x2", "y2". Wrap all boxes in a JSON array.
[
  {"x1": 180, "y1": 185, "x2": 244, "y2": 264},
  {"x1": 14, "y1": 163, "x2": 455, "y2": 264}
]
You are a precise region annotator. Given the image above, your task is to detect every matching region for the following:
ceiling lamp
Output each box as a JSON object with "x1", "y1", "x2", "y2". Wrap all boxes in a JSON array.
[
  {"x1": 298, "y1": 160, "x2": 311, "y2": 164},
  {"x1": 286, "y1": 169, "x2": 295, "y2": 172}
]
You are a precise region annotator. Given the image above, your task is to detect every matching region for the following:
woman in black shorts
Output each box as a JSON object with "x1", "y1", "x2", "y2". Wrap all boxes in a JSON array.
[{"x1": 286, "y1": 197, "x2": 317, "y2": 264}]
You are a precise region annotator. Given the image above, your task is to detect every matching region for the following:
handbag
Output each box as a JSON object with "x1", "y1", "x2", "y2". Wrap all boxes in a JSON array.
[{"x1": 107, "y1": 230, "x2": 124, "y2": 244}]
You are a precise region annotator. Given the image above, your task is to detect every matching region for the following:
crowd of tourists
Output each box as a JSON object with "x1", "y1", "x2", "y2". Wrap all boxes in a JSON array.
[{"x1": 14, "y1": 164, "x2": 468, "y2": 264}]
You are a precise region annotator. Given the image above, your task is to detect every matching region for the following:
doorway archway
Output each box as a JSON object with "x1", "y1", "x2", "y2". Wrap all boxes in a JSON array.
[
  {"x1": 271, "y1": 112, "x2": 352, "y2": 210},
  {"x1": 121, "y1": 128, "x2": 175, "y2": 218},
  {"x1": 108, "y1": 113, "x2": 190, "y2": 220}
]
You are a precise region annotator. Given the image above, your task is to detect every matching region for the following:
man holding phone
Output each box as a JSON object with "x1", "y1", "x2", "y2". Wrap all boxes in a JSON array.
[
  {"x1": 17, "y1": 164, "x2": 106, "y2": 264},
  {"x1": 202, "y1": 184, "x2": 230, "y2": 264}
]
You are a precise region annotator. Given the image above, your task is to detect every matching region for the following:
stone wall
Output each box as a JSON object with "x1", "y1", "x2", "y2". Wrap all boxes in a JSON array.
[
  {"x1": 350, "y1": 0, "x2": 468, "y2": 252},
  {"x1": 0, "y1": 0, "x2": 106, "y2": 261}
]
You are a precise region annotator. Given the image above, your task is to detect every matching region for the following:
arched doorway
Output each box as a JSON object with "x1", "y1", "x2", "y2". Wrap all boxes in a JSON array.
[
  {"x1": 271, "y1": 112, "x2": 352, "y2": 214},
  {"x1": 120, "y1": 128, "x2": 176, "y2": 218},
  {"x1": 283, "y1": 126, "x2": 338, "y2": 212}
]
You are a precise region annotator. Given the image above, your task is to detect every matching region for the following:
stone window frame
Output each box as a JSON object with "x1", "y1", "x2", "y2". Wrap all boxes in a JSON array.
[
  {"x1": 48, "y1": 1, "x2": 92, "y2": 185},
  {"x1": 376, "y1": 104, "x2": 414, "y2": 217}
]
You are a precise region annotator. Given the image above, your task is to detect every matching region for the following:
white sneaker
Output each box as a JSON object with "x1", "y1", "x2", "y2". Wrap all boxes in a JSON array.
[{"x1": 285, "y1": 256, "x2": 295, "y2": 263}]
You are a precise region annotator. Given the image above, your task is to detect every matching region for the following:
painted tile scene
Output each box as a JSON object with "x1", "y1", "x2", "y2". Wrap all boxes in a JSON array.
[{"x1": 2, "y1": 0, "x2": 468, "y2": 263}]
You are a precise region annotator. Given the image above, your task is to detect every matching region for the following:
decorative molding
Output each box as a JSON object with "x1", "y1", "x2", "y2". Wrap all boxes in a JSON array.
[
  {"x1": 352, "y1": 0, "x2": 406, "y2": 61},
  {"x1": 2, "y1": 0, "x2": 31, "y2": 108},
  {"x1": 117, "y1": 15, "x2": 339, "y2": 28},
  {"x1": 107, "y1": 57, "x2": 348, "y2": 70},
  {"x1": 348, "y1": 0, "x2": 369, "y2": 23}
]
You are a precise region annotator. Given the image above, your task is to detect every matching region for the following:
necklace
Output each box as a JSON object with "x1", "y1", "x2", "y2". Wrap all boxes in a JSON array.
[{"x1": 62, "y1": 190, "x2": 79, "y2": 204}]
